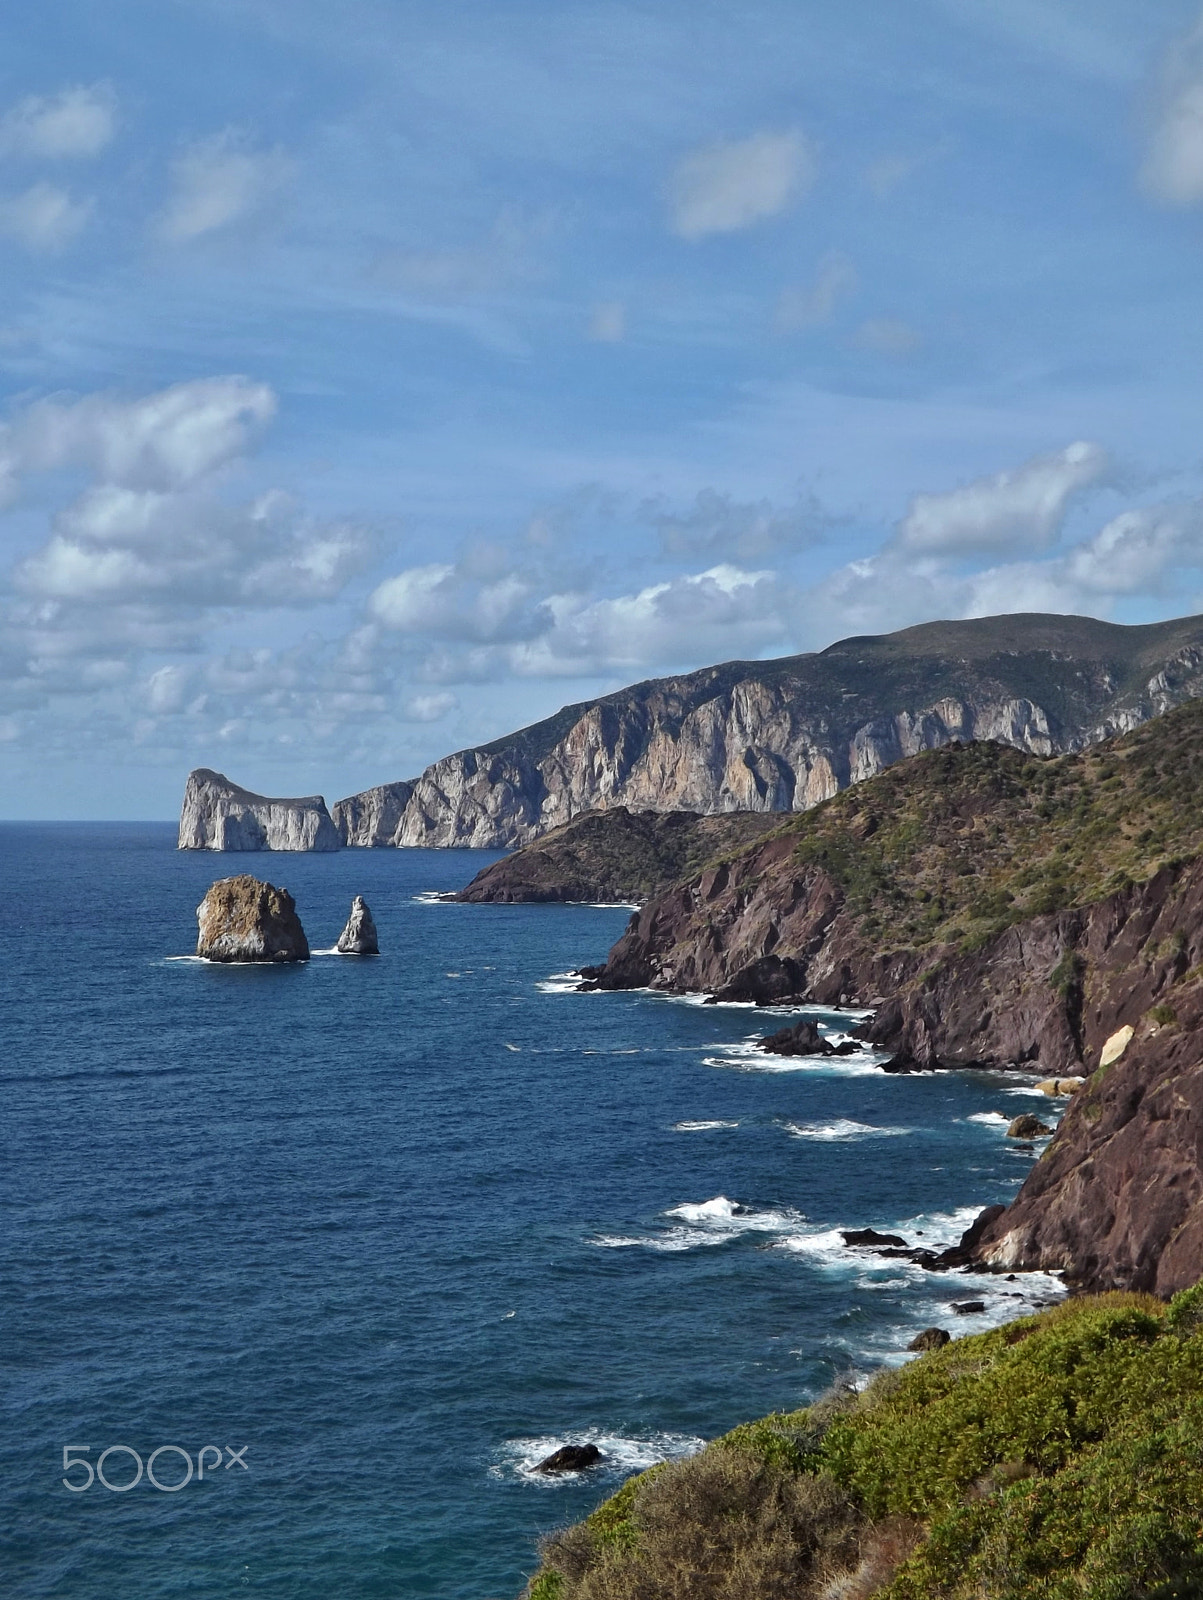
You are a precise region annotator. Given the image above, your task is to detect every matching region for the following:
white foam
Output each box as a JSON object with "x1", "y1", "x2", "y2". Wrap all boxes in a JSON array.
[
  {"x1": 413, "y1": 890, "x2": 449, "y2": 905},
  {"x1": 593, "y1": 1194, "x2": 805, "y2": 1252},
  {"x1": 784, "y1": 1119, "x2": 912, "y2": 1141},
  {"x1": 493, "y1": 1429, "x2": 705, "y2": 1485},
  {"x1": 536, "y1": 971, "x2": 586, "y2": 994},
  {"x1": 672, "y1": 1119, "x2": 739, "y2": 1132},
  {"x1": 967, "y1": 1111, "x2": 1010, "y2": 1126},
  {"x1": 703, "y1": 1040, "x2": 886, "y2": 1078}
]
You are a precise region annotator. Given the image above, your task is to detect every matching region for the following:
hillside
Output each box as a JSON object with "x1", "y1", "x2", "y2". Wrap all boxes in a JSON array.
[
  {"x1": 332, "y1": 611, "x2": 1203, "y2": 848},
  {"x1": 453, "y1": 807, "x2": 779, "y2": 903},
  {"x1": 522, "y1": 1290, "x2": 1203, "y2": 1600}
]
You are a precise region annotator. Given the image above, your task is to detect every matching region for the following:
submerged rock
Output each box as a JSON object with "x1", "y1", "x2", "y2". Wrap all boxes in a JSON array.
[
  {"x1": 534, "y1": 1444, "x2": 603, "y2": 1474},
  {"x1": 337, "y1": 896, "x2": 379, "y2": 955},
  {"x1": 196, "y1": 875, "x2": 309, "y2": 963},
  {"x1": 951, "y1": 1300, "x2": 987, "y2": 1315},
  {"x1": 907, "y1": 1327, "x2": 951, "y2": 1352},
  {"x1": 842, "y1": 1228, "x2": 909, "y2": 1249}
]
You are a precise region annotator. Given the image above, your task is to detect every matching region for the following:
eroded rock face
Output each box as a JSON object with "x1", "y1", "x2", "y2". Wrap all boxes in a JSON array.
[
  {"x1": 331, "y1": 782, "x2": 415, "y2": 847},
  {"x1": 179, "y1": 770, "x2": 340, "y2": 852},
  {"x1": 196, "y1": 875, "x2": 310, "y2": 962},
  {"x1": 968, "y1": 977, "x2": 1203, "y2": 1295},
  {"x1": 336, "y1": 896, "x2": 379, "y2": 955},
  {"x1": 333, "y1": 613, "x2": 1203, "y2": 848}
]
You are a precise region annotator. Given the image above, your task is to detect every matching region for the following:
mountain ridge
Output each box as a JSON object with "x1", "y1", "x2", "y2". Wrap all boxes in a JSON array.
[{"x1": 334, "y1": 610, "x2": 1203, "y2": 848}]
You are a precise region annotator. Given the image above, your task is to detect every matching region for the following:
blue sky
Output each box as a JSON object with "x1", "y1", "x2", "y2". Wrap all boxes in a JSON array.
[{"x1": 3, "y1": 0, "x2": 1203, "y2": 816}]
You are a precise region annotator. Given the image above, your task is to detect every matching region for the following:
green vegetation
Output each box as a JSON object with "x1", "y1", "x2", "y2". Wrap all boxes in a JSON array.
[
  {"x1": 764, "y1": 696, "x2": 1203, "y2": 954},
  {"x1": 526, "y1": 1291, "x2": 1203, "y2": 1599}
]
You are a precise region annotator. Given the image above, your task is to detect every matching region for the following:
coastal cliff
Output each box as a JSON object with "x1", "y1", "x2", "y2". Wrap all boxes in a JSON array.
[
  {"x1": 336, "y1": 610, "x2": 1203, "y2": 848},
  {"x1": 570, "y1": 699, "x2": 1203, "y2": 1293},
  {"x1": 178, "y1": 769, "x2": 341, "y2": 852}
]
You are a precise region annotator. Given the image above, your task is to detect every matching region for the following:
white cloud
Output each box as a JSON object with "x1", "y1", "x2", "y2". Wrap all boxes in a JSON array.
[
  {"x1": 403, "y1": 691, "x2": 458, "y2": 721},
  {"x1": 158, "y1": 131, "x2": 292, "y2": 243},
  {"x1": 10, "y1": 376, "x2": 276, "y2": 490},
  {"x1": 0, "y1": 183, "x2": 91, "y2": 251},
  {"x1": 775, "y1": 252, "x2": 857, "y2": 332},
  {"x1": 368, "y1": 561, "x2": 543, "y2": 643},
  {"x1": 853, "y1": 317, "x2": 921, "y2": 356},
  {"x1": 1142, "y1": 15, "x2": 1203, "y2": 206},
  {"x1": 0, "y1": 84, "x2": 117, "y2": 159},
  {"x1": 589, "y1": 301, "x2": 626, "y2": 342},
  {"x1": 511, "y1": 564, "x2": 792, "y2": 676},
  {"x1": 669, "y1": 131, "x2": 813, "y2": 240},
  {"x1": 897, "y1": 441, "x2": 1110, "y2": 556}
]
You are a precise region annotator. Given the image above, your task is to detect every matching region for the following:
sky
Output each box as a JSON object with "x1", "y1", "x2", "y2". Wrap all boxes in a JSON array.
[{"x1": 4, "y1": 1, "x2": 1203, "y2": 817}]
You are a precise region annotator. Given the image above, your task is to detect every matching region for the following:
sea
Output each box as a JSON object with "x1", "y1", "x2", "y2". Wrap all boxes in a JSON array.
[{"x1": 1, "y1": 823, "x2": 1064, "y2": 1599}]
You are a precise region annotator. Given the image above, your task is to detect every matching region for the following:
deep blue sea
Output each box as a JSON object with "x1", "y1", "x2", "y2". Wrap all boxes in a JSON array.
[{"x1": 2, "y1": 824, "x2": 1063, "y2": 1599}]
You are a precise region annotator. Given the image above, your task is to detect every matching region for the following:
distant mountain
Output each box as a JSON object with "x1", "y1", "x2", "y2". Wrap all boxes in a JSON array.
[{"x1": 332, "y1": 611, "x2": 1203, "y2": 848}]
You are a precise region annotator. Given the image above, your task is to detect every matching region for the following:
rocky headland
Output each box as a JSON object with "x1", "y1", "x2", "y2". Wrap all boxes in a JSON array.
[
  {"x1": 453, "y1": 806, "x2": 779, "y2": 903},
  {"x1": 562, "y1": 697, "x2": 1203, "y2": 1295},
  {"x1": 179, "y1": 769, "x2": 341, "y2": 852},
  {"x1": 195, "y1": 875, "x2": 310, "y2": 962}
]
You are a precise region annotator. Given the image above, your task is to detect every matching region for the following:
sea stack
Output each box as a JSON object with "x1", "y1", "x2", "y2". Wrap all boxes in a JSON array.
[
  {"x1": 178, "y1": 769, "x2": 341, "y2": 852},
  {"x1": 336, "y1": 896, "x2": 379, "y2": 955},
  {"x1": 196, "y1": 875, "x2": 310, "y2": 962}
]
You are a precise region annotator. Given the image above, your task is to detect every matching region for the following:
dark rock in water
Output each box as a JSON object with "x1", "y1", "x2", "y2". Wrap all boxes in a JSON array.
[
  {"x1": 534, "y1": 1444, "x2": 603, "y2": 1474},
  {"x1": 759, "y1": 1019, "x2": 832, "y2": 1056},
  {"x1": 196, "y1": 875, "x2": 309, "y2": 963},
  {"x1": 842, "y1": 1228, "x2": 909, "y2": 1249},
  {"x1": 337, "y1": 895, "x2": 379, "y2": 955},
  {"x1": 907, "y1": 1327, "x2": 951, "y2": 1352},
  {"x1": 951, "y1": 1300, "x2": 986, "y2": 1315},
  {"x1": 1007, "y1": 1113, "x2": 1052, "y2": 1138}
]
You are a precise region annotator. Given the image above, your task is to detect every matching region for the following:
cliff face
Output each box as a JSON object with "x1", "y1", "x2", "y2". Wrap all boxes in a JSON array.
[
  {"x1": 178, "y1": 769, "x2": 341, "y2": 852},
  {"x1": 334, "y1": 611, "x2": 1203, "y2": 848},
  {"x1": 330, "y1": 781, "x2": 414, "y2": 847}
]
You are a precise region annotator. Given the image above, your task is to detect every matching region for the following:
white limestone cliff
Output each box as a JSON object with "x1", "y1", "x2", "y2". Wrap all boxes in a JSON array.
[{"x1": 178, "y1": 770, "x2": 341, "y2": 852}]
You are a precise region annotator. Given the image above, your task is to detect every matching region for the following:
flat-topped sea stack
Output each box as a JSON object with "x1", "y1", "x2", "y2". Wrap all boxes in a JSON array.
[
  {"x1": 336, "y1": 896, "x2": 379, "y2": 954},
  {"x1": 179, "y1": 769, "x2": 341, "y2": 852},
  {"x1": 196, "y1": 875, "x2": 310, "y2": 962}
]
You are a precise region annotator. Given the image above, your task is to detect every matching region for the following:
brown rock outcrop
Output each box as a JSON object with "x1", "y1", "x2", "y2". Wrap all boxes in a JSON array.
[
  {"x1": 969, "y1": 983, "x2": 1203, "y2": 1295},
  {"x1": 195, "y1": 875, "x2": 309, "y2": 963}
]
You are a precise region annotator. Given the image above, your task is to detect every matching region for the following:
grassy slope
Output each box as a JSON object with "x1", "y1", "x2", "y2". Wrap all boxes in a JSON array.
[
  {"x1": 527, "y1": 1290, "x2": 1203, "y2": 1600},
  {"x1": 720, "y1": 694, "x2": 1203, "y2": 959}
]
